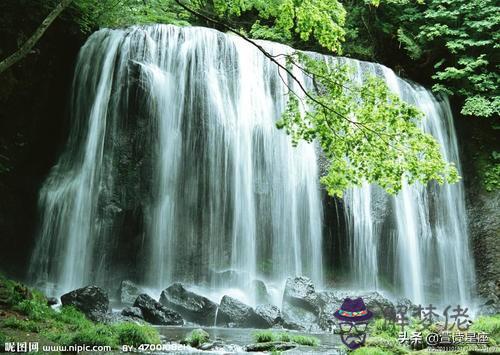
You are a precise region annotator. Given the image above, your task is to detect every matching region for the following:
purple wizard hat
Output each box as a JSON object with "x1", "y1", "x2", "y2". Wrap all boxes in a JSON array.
[{"x1": 334, "y1": 297, "x2": 373, "y2": 322}]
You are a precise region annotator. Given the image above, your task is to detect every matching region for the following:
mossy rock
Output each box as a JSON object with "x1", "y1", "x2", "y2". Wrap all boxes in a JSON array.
[
  {"x1": 182, "y1": 328, "x2": 210, "y2": 348},
  {"x1": 244, "y1": 341, "x2": 296, "y2": 352}
]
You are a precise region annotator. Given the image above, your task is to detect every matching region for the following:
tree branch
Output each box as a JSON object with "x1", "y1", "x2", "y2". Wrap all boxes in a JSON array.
[{"x1": 0, "y1": 0, "x2": 74, "y2": 75}]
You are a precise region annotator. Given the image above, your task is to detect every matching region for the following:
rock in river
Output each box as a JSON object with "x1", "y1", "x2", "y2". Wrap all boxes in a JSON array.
[
  {"x1": 159, "y1": 283, "x2": 217, "y2": 325},
  {"x1": 61, "y1": 285, "x2": 109, "y2": 321},
  {"x1": 216, "y1": 295, "x2": 269, "y2": 328},
  {"x1": 133, "y1": 293, "x2": 183, "y2": 326}
]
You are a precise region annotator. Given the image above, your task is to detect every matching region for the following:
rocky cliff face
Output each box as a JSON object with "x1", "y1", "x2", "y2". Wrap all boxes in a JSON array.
[
  {"x1": 456, "y1": 116, "x2": 500, "y2": 313},
  {"x1": 467, "y1": 187, "x2": 500, "y2": 312}
]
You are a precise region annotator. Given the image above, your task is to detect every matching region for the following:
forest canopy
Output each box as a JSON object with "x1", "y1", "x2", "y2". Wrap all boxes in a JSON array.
[{"x1": 1, "y1": 0, "x2": 498, "y2": 193}]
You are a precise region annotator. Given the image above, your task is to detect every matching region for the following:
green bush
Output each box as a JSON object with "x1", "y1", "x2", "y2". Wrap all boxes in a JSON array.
[
  {"x1": 44, "y1": 330, "x2": 73, "y2": 346},
  {"x1": 288, "y1": 334, "x2": 319, "y2": 346},
  {"x1": 71, "y1": 324, "x2": 117, "y2": 347},
  {"x1": 483, "y1": 161, "x2": 500, "y2": 192},
  {"x1": 369, "y1": 318, "x2": 399, "y2": 339},
  {"x1": 254, "y1": 330, "x2": 274, "y2": 343},
  {"x1": 184, "y1": 328, "x2": 209, "y2": 348},
  {"x1": 277, "y1": 332, "x2": 291, "y2": 342},
  {"x1": 14, "y1": 299, "x2": 53, "y2": 321},
  {"x1": 54, "y1": 305, "x2": 92, "y2": 328},
  {"x1": 470, "y1": 315, "x2": 500, "y2": 345},
  {"x1": 364, "y1": 336, "x2": 408, "y2": 355},
  {"x1": 0, "y1": 330, "x2": 7, "y2": 347},
  {"x1": 0, "y1": 275, "x2": 30, "y2": 306},
  {"x1": 10, "y1": 301, "x2": 161, "y2": 350},
  {"x1": 2, "y1": 317, "x2": 40, "y2": 332},
  {"x1": 0, "y1": 276, "x2": 162, "y2": 351},
  {"x1": 47, "y1": 323, "x2": 117, "y2": 347},
  {"x1": 352, "y1": 347, "x2": 391, "y2": 355},
  {"x1": 114, "y1": 322, "x2": 160, "y2": 347},
  {"x1": 253, "y1": 331, "x2": 319, "y2": 346}
]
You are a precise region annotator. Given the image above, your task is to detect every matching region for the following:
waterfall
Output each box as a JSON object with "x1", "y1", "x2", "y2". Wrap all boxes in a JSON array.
[
  {"x1": 342, "y1": 59, "x2": 476, "y2": 307},
  {"x1": 29, "y1": 24, "x2": 475, "y2": 308},
  {"x1": 29, "y1": 25, "x2": 324, "y2": 301}
]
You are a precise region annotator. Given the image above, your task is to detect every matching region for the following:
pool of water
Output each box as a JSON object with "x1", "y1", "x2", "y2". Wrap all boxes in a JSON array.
[{"x1": 157, "y1": 326, "x2": 344, "y2": 353}]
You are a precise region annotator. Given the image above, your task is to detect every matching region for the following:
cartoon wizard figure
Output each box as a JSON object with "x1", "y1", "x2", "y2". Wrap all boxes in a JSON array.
[{"x1": 334, "y1": 297, "x2": 373, "y2": 350}]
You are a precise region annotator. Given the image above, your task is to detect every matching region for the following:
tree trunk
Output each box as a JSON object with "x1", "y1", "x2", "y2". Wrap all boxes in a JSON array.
[{"x1": 0, "y1": 0, "x2": 74, "y2": 75}]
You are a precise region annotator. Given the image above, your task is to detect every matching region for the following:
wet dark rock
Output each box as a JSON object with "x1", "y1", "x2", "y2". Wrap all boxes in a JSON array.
[
  {"x1": 121, "y1": 306, "x2": 144, "y2": 319},
  {"x1": 60, "y1": 285, "x2": 109, "y2": 321},
  {"x1": 462, "y1": 147, "x2": 500, "y2": 312},
  {"x1": 133, "y1": 293, "x2": 183, "y2": 325},
  {"x1": 159, "y1": 283, "x2": 217, "y2": 325},
  {"x1": 244, "y1": 342, "x2": 296, "y2": 352},
  {"x1": 255, "y1": 304, "x2": 282, "y2": 327},
  {"x1": 93, "y1": 312, "x2": 142, "y2": 324},
  {"x1": 118, "y1": 280, "x2": 142, "y2": 306},
  {"x1": 46, "y1": 297, "x2": 58, "y2": 306},
  {"x1": 216, "y1": 295, "x2": 269, "y2": 328},
  {"x1": 199, "y1": 341, "x2": 223, "y2": 351}
]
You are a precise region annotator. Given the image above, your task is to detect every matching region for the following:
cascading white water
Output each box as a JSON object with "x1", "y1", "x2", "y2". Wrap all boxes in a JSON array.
[
  {"x1": 343, "y1": 59, "x2": 476, "y2": 307},
  {"x1": 29, "y1": 25, "x2": 324, "y2": 302},
  {"x1": 29, "y1": 24, "x2": 475, "y2": 308}
]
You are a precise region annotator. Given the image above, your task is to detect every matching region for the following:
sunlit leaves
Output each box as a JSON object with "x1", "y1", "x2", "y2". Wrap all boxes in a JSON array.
[
  {"x1": 276, "y1": 53, "x2": 459, "y2": 196},
  {"x1": 397, "y1": 0, "x2": 500, "y2": 119},
  {"x1": 211, "y1": 0, "x2": 346, "y2": 52},
  {"x1": 71, "y1": 0, "x2": 191, "y2": 32}
]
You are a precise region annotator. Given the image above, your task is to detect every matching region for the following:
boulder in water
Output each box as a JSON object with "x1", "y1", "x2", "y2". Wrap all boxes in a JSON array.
[
  {"x1": 244, "y1": 342, "x2": 296, "y2": 352},
  {"x1": 281, "y1": 276, "x2": 320, "y2": 331},
  {"x1": 216, "y1": 295, "x2": 269, "y2": 328},
  {"x1": 133, "y1": 294, "x2": 183, "y2": 325},
  {"x1": 121, "y1": 306, "x2": 144, "y2": 320},
  {"x1": 118, "y1": 280, "x2": 142, "y2": 306},
  {"x1": 60, "y1": 285, "x2": 109, "y2": 321},
  {"x1": 316, "y1": 291, "x2": 344, "y2": 331},
  {"x1": 255, "y1": 304, "x2": 282, "y2": 327},
  {"x1": 159, "y1": 283, "x2": 217, "y2": 325},
  {"x1": 46, "y1": 297, "x2": 58, "y2": 306},
  {"x1": 282, "y1": 276, "x2": 319, "y2": 313}
]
